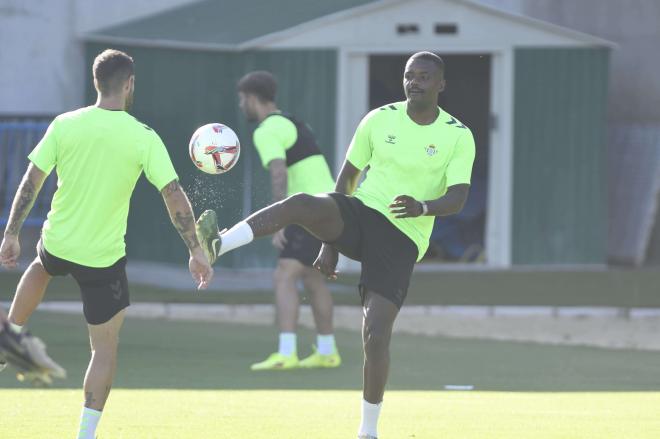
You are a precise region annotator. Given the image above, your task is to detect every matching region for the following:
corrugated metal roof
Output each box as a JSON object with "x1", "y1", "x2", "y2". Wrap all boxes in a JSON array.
[
  {"x1": 84, "y1": 0, "x2": 378, "y2": 48},
  {"x1": 83, "y1": 0, "x2": 615, "y2": 50}
]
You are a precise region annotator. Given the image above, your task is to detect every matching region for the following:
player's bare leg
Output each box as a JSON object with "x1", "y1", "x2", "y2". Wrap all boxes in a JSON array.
[
  {"x1": 274, "y1": 259, "x2": 305, "y2": 333},
  {"x1": 78, "y1": 309, "x2": 125, "y2": 439},
  {"x1": 248, "y1": 193, "x2": 344, "y2": 241},
  {"x1": 298, "y1": 267, "x2": 342, "y2": 368},
  {"x1": 8, "y1": 258, "x2": 52, "y2": 326},
  {"x1": 359, "y1": 290, "x2": 399, "y2": 438},
  {"x1": 197, "y1": 193, "x2": 345, "y2": 265},
  {"x1": 304, "y1": 267, "x2": 334, "y2": 335},
  {"x1": 250, "y1": 259, "x2": 306, "y2": 370}
]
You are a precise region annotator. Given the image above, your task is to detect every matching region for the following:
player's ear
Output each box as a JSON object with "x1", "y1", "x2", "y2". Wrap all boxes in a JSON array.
[
  {"x1": 438, "y1": 78, "x2": 446, "y2": 94},
  {"x1": 126, "y1": 75, "x2": 135, "y2": 92}
]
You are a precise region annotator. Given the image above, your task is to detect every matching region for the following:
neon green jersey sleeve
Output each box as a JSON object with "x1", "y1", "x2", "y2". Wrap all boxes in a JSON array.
[
  {"x1": 253, "y1": 116, "x2": 297, "y2": 169},
  {"x1": 142, "y1": 133, "x2": 179, "y2": 191},
  {"x1": 446, "y1": 130, "x2": 476, "y2": 187},
  {"x1": 28, "y1": 119, "x2": 58, "y2": 175},
  {"x1": 346, "y1": 112, "x2": 374, "y2": 171}
]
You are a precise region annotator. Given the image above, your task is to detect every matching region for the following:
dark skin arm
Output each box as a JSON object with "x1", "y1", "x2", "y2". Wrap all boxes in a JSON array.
[
  {"x1": 0, "y1": 164, "x2": 48, "y2": 269},
  {"x1": 313, "y1": 160, "x2": 363, "y2": 279},
  {"x1": 335, "y1": 160, "x2": 363, "y2": 195},
  {"x1": 388, "y1": 184, "x2": 470, "y2": 218}
]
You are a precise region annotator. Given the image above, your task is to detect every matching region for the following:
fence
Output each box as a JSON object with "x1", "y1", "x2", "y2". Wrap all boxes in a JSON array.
[{"x1": 0, "y1": 120, "x2": 56, "y2": 228}]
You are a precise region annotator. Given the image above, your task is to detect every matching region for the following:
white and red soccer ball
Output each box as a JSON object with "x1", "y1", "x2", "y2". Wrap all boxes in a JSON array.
[{"x1": 189, "y1": 123, "x2": 240, "y2": 174}]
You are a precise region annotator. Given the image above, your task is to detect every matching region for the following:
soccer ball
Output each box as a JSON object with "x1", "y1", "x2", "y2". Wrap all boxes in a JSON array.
[{"x1": 189, "y1": 123, "x2": 241, "y2": 174}]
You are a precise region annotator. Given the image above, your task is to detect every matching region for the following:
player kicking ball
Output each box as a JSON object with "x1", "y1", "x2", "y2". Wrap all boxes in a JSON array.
[{"x1": 197, "y1": 52, "x2": 475, "y2": 438}]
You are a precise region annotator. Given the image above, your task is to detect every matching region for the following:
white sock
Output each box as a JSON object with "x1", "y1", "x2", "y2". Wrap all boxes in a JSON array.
[
  {"x1": 219, "y1": 221, "x2": 254, "y2": 256},
  {"x1": 9, "y1": 323, "x2": 23, "y2": 333},
  {"x1": 359, "y1": 399, "x2": 381, "y2": 438},
  {"x1": 278, "y1": 332, "x2": 297, "y2": 356},
  {"x1": 78, "y1": 407, "x2": 102, "y2": 439},
  {"x1": 317, "y1": 334, "x2": 336, "y2": 355}
]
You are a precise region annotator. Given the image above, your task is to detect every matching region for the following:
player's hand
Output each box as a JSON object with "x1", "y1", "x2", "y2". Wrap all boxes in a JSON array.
[
  {"x1": 389, "y1": 195, "x2": 423, "y2": 218},
  {"x1": 0, "y1": 234, "x2": 21, "y2": 269},
  {"x1": 313, "y1": 244, "x2": 339, "y2": 280},
  {"x1": 272, "y1": 229, "x2": 287, "y2": 250},
  {"x1": 189, "y1": 247, "x2": 214, "y2": 290}
]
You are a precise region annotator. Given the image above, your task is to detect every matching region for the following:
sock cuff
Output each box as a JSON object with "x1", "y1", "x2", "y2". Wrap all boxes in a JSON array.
[
  {"x1": 362, "y1": 399, "x2": 382, "y2": 408},
  {"x1": 83, "y1": 407, "x2": 102, "y2": 418},
  {"x1": 238, "y1": 221, "x2": 254, "y2": 240}
]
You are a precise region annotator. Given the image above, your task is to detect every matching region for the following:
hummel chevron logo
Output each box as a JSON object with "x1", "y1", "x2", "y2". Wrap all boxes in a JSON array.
[
  {"x1": 446, "y1": 117, "x2": 466, "y2": 129},
  {"x1": 110, "y1": 280, "x2": 123, "y2": 300}
]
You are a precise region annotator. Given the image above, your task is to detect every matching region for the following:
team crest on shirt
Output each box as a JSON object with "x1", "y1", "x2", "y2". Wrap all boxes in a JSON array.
[
  {"x1": 385, "y1": 134, "x2": 397, "y2": 144},
  {"x1": 425, "y1": 144, "x2": 438, "y2": 156}
]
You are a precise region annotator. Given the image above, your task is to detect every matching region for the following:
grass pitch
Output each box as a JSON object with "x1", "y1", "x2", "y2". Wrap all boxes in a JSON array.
[
  {"x1": 2, "y1": 312, "x2": 660, "y2": 438},
  {"x1": 5, "y1": 389, "x2": 660, "y2": 439}
]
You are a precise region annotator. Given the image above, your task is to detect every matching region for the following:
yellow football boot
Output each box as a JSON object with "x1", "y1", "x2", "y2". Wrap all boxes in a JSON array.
[
  {"x1": 299, "y1": 346, "x2": 342, "y2": 369},
  {"x1": 250, "y1": 352, "x2": 299, "y2": 371}
]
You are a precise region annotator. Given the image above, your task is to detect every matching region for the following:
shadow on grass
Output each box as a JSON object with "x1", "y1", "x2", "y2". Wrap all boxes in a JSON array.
[{"x1": 1, "y1": 311, "x2": 660, "y2": 392}]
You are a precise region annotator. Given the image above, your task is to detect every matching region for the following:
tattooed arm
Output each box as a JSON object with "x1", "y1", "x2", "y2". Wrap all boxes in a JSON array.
[
  {"x1": 160, "y1": 179, "x2": 213, "y2": 289},
  {"x1": 0, "y1": 164, "x2": 48, "y2": 269},
  {"x1": 161, "y1": 179, "x2": 200, "y2": 251},
  {"x1": 4, "y1": 164, "x2": 48, "y2": 237}
]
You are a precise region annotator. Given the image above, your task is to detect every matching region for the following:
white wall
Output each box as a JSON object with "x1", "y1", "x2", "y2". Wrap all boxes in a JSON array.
[{"x1": 0, "y1": 0, "x2": 195, "y2": 115}]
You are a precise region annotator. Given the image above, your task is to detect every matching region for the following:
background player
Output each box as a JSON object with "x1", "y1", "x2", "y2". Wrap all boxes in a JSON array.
[
  {"x1": 196, "y1": 51, "x2": 475, "y2": 438},
  {"x1": 0, "y1": 49, "x2": 213, "y2": 439},
  {"x1": 237, "y1": 71, "x2": 341, "y2": 370}
]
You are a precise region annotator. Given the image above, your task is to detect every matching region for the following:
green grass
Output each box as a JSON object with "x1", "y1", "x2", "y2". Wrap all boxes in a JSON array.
[
  {"x1": 2, "y1": 312, "x2": 660, "y2": 437},
  {"x1": 2, "y1": 268, "x2": 660, "y2": 307},
  {"x1": 5, "y1": 389, "x2": 660, "y2": 439}
]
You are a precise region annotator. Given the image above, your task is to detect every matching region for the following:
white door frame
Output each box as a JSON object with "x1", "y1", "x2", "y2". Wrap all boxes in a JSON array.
[{"x1": 335, "y1": 45, "x2": 514, "y2": 269}]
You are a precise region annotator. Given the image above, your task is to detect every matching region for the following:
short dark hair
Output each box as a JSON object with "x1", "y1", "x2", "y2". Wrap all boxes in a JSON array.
[
  {"x1": 237, "y1": 71, "x2": 277, "y2": 102},
  {"x1": 408, "y1": 51, "x2": 445, "y2": 74},
  {"x1": 93, "y1": 49, "x2": 134, "y2": 95}
]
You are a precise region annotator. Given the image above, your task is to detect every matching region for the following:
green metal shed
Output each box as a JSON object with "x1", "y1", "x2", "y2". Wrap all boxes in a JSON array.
[{"x1": 83, "y1": 0, "x2": 613, "y2": 268}]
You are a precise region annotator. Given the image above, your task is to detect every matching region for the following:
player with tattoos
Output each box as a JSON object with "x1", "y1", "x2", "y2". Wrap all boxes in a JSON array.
[{"x1": 0, "y1": 49, "x2": 213, "y2": 439}]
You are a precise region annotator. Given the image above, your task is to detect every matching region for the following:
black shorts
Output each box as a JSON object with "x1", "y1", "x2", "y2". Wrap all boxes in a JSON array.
[
  {"x1": 279, "y1": 224, "x2": 322, "y2": 267},
  {"x1": 37, "y1": 240, "x2": 129, "y2": 325},
  {"x1": 326, "y1": 193, "x2": 418, "y2": 308}
]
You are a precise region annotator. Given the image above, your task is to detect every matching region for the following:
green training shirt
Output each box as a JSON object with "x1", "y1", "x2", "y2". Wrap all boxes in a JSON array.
[
  {"x1": 346, "y1": 101, "x2": 475, "y2": 260},
  {"x1": 28, "y1": 106, "x2": 178, "y2": 267},
  {"x1": 253, "y1": 113, "x2": 334, "y2": 196}
]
